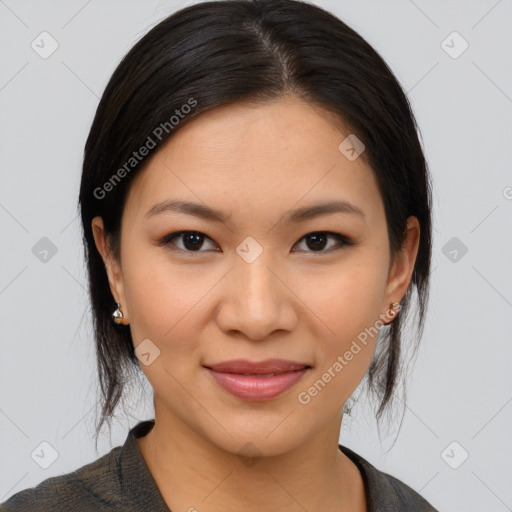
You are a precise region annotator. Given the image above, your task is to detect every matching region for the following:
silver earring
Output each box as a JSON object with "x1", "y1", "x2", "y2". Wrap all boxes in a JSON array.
[
  {"x1": 383, "y1": 301, "x2": 401, "y2": 325},
  {"x1": 112, "y1": 303, "x2": 124, "y2": 324}
]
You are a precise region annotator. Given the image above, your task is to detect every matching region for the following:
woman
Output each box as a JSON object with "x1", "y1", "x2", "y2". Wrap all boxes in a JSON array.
[{"x1": 1, "y1": 0, "x2": 437, "y2": 510}]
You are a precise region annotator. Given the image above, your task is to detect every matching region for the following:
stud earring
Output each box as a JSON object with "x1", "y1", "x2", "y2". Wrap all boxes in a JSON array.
[
  {"x1": 112, "y1": 303, "x2": 124, "y2": 324},
  {"x1": 382, "y1": 301, "x2": 401, "y2": 325}
]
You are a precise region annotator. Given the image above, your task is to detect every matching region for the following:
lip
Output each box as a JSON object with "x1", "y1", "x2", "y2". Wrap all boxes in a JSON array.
[{"x1": 204, "y1": 359, "x2": 311, "y2": 402}]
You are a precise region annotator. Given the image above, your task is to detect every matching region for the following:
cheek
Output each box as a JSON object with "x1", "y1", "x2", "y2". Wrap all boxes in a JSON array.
[
  {"x1": 305, "y1": 253, "x2": 388, "y2": 340},
  {"x1": 121, "y1": 245, "x2": 212, "y2": 352},
  {"x1": 297, "y1": 252, "x2": 388, "y2": 401}
]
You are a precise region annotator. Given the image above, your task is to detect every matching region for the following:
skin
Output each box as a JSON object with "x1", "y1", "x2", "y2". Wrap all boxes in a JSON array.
[{"x1": 92, "y1": 94, "x2": 420, "y2": 512}]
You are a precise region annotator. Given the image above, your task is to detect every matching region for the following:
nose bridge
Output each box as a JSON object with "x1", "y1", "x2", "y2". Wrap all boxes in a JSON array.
[
  {"x1": 217, "y1": 245, "x2": 296, "y2": 340},
  {"x1": 235, "y1": 248, "x2": 280, "y2": 313}
]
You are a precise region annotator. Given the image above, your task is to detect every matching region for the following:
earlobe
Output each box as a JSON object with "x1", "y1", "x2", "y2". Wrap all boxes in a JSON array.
[{"x1": 381, "y1": 301, "x2": 402, "y2": 325}]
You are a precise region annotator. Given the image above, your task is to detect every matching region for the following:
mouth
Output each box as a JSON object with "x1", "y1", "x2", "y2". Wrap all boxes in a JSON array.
[{"x1": 203, "y1": 359, "x2": 312, "y2": 401}]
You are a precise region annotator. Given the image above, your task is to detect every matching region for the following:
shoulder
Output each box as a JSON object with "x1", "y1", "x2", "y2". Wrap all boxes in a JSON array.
[
  {"x1": 375, "y1": 471, "x2": 438, "y2": 511},
  {"x1": 339, "y1": 445, "x2": 439, "y2": 512},
  {"x1": 0, "y1": 446, "x2": 124, "y2": 512},
  {"x1": 1, "y1": 420, "x2": 168, "y2": 512}
]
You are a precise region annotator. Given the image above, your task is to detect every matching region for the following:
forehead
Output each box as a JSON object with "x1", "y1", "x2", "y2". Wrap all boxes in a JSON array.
[{"x1": 123, "y1": 96, "x2": 383, "y2": 226}]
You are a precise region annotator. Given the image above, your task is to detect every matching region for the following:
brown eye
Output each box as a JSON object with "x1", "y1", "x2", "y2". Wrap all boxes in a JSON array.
[
  {"x1": 159, "y1": 231, "x2": 218, "y2": 252},
  {"x1": 157, "y1": 230, "x2": 352, "y2": 255},
  {"x1": 293, "y1": 232, "x2": 351, "y2": 253}
]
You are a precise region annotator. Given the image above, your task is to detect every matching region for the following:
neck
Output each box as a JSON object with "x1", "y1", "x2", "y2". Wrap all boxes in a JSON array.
[{"x1": 137, "y1": 410, "x2": 367, "y2": 512}]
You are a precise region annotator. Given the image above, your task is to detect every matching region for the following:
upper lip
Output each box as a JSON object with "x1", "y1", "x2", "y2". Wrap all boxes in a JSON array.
[{"x1": 204, "y1": 359, "x2": 311, "y2": 375}]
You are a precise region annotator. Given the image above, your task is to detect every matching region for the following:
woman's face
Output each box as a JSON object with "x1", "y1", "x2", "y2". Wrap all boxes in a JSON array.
[{"x1": 93, "y1": 95, "x2": 419, "y2": 456}]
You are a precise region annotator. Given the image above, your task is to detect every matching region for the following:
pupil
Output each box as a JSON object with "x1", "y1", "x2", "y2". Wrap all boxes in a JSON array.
[
  {"x1": 184, "y1": 232, "x2": 203, "y2": 251},
  {"x1": 307, "y1": 233, "x2": 327, "y2": 251}
]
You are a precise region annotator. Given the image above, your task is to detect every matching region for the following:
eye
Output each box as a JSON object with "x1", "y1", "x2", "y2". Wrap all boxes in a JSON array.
[
  {"x1": 157, "y1": 231, "x2": 218, "y2": 253},
  {"x1": 157, "y1": 230, "x2": 352, "y2": 254},
  {"x1": 292, "y1": 231, "x2": 352, "y2": 253}
]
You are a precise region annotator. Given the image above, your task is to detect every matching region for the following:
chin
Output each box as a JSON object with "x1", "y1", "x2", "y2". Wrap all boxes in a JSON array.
[{"x1": 200, "y1": 418, "x2": 308, "y2": 460}]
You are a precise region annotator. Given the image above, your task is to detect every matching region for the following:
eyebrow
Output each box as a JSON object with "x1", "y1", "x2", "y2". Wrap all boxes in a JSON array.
[{"x1": 144, "y1": 199, "x2": 365, "y2": 223}]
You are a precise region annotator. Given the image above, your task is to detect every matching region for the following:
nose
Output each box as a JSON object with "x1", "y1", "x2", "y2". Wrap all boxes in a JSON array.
[{"x1": 215, "y1": 254, "x2": 298, "y2": 341}]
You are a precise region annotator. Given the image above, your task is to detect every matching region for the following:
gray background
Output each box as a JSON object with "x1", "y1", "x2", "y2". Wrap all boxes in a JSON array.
[{"x1": 1, "y1": 0, "x2": 511, "y2": 510}]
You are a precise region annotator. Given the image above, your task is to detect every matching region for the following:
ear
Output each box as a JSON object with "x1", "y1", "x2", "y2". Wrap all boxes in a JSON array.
[
  {"x1": 381, "y1": 216, "x2": 420, "y2": 323},
  {"x1": 91, "y1": 216, "x2": 129, "y2": 324}
]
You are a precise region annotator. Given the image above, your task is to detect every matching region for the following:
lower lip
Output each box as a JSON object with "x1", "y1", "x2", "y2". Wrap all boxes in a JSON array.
[{"x1": 206, "y1": 368, "x2": 309, "y2": 401}]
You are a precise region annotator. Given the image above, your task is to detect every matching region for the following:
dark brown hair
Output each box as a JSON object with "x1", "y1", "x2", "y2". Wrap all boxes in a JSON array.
[{"x1": 78, "y1": 0, "x2": 432, "y2": 443}]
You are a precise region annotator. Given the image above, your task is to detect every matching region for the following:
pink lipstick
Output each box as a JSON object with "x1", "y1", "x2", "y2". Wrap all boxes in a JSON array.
[{"x1": 204, "y1": 359, "x2": 311, "y2": 401}]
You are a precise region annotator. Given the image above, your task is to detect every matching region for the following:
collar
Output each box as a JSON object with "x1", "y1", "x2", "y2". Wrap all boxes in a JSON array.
[
  {"x1": 118, "y1": 419, "x2": 170, "y2": 511},
  {"x1": 118, "y1": 419, "x2": 398, "y2": 512}
]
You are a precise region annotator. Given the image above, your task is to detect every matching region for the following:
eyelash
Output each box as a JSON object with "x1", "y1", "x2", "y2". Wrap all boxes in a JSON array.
[{"x1": 156, "y1": 230, "x2": 354, "y2": 255}]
